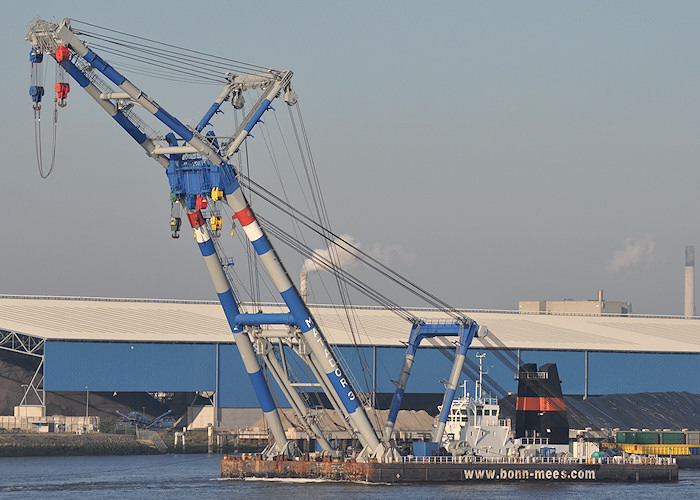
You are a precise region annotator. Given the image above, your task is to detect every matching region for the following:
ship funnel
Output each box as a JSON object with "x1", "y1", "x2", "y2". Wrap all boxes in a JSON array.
[{"x1": 515, "y1": 363, "x2": 569, "y2": 445}]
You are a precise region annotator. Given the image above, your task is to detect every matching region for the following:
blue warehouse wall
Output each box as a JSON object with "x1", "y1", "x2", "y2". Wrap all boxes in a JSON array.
[
  {"x1": 44, "y1": 341, "x2": 289, "y2": 408},
  {"x1": 43, "y1": 341, "x2": 699, "y2": 409},
  {"x1": 44, "y1": 341, "x2": 216, "y2": 392},
  {"x1": 586, "y1": 351, "x2": 699, "y2": 395},
  {"x1": 336, "y1": 346, "x2": 700, "y2": 398},
  {"x1": 216, "y1": 344, "x2": 288, "y2": 408}
]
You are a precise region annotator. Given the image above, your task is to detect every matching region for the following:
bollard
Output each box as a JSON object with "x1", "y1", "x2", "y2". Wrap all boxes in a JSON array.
[{"x1": 174, "y1": 431, "x2": 186, "y2": 451}]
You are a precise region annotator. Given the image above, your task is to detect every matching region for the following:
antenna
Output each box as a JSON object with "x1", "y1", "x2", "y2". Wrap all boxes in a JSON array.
[{"x1": 476, "y1": 352, "x2": 487, "y2": 400}]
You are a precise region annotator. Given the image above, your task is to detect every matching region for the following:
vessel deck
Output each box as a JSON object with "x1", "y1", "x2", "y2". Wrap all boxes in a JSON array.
[{"x1": 221, "y1": 455, "x2": 678, "y2": 483}]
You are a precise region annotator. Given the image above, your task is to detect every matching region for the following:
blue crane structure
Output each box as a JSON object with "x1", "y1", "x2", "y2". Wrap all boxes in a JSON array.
[{"x1": 26, "y1": 18, "x2": 489, "y2": 460}]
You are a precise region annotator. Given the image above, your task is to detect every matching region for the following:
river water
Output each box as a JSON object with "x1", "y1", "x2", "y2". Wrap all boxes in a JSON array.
[{"x1": 0, "y1": 454, "x2": 697, "y2": 499}]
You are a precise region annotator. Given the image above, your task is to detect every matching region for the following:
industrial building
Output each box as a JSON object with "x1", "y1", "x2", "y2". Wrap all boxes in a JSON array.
[
  {"x1": 1, "y1": 293, "x2": 698, "y2": 430},
  {"x1": 519, "y1": 289, "x2": 631, "y2": 314}
]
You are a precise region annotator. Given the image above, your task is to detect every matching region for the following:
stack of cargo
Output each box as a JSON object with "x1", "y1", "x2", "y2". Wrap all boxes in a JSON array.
[{"x1": 614, "y1": 430, "x2": 698, "y2": 456}]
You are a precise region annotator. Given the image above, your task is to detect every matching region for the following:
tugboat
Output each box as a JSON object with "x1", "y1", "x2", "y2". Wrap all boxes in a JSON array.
[
  {"x1": 441, "y1": 353, "x2": 516, "y2": 458},
  {"x1": 439, "y1": 353, "x2": 586, "y2": 460}
]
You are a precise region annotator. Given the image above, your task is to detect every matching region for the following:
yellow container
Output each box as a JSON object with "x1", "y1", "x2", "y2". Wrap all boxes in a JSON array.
[{"x1": 615, "y1": 442, "x2": 692, "y2": 456}]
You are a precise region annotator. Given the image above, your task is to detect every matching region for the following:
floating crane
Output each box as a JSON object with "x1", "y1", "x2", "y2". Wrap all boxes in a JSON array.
[
  {"x1": 26, "y1": 17, "x2": 489, "y2": 461},
  {"x1": 26, "y1": 17, "x2": 390, "y2": 460}
]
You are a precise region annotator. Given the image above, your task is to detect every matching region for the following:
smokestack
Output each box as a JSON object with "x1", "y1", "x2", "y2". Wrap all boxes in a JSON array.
[
  {"x1": 300, "y1": 272, "x2": 308, "y2": 303},
  {"x1": 685, "y1": 246, "x2": 695, "y2": 317}
]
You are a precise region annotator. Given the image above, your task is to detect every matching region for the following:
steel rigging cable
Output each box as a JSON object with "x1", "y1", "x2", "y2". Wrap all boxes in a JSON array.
[
  {"x1": 71, "y1": 20, "x2": 271, "y2": 76},
  {"x1": 86, "y1": 42, "x2": 225, "y2": 84},
  {"x1": 241, "y1": 172, "x2": 467, "y2": 322},
  {"x1": 258, "y1": 213, "x2": 418, "y2": 323}
]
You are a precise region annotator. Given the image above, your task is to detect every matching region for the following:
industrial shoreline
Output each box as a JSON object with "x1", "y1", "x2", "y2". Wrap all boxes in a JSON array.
[
  {"x1": 0, "y1": 431, "x2": 262, "y2": 457},
  {"x1": 0, "y1": 433, "x2": 158, "y2": 457}
]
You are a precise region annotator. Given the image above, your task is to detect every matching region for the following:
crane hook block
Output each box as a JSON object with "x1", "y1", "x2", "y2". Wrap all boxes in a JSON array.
[
  {"x1": 30, "y1": 86, "x2": 45, "y2": 107},
  {"x1": 170, "y1": 217, "x2": 182, "y2": 239},
  {"x1": 195, "y1": 194, "x2": 208, "y2": 210},
  {"x1": 55, "y1": 82, "x2": 70, "y2": 108},
  {"x1": 211, "y1": 187, "x2": 224, "y2": 201},
  {"x1": 29, "y1": 48, "x2": 44, "y2": 110},
  {"x1": 55, "y1": 45, "x2": 71, "y2": 62},
  {"x1": 30, "y1": 48, "x2": 43, "y2": 64},
  {"x1": 210, "y1": 215, "x2": 222, "y2": 237},
  {"x1": 55, "y1": 82, "x2": 70, "y2": 99}
]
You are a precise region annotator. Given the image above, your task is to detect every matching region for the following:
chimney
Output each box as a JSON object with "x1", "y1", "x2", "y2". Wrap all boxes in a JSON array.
[
  {"x1": 685, "y1": 246, "x2": 695, "y2": 317},
  {"x1": 300, "y1": 272, "x2": 308, "y2": 303}
]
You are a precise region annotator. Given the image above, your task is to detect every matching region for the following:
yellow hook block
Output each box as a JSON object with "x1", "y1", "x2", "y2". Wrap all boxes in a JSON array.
[{"x1": 211, "y1": 187, "x2": 224, "y2": 201}]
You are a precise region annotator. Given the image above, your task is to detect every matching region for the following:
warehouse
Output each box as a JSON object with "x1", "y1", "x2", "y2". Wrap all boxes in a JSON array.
[{"x1": 1, "y1": 294, "x2": 699, "y2": 429}]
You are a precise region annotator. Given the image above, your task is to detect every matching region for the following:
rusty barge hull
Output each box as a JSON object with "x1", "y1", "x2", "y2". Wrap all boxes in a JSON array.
[{"x1": 221, "y1": 457, "x2": 678, "y2": 483}]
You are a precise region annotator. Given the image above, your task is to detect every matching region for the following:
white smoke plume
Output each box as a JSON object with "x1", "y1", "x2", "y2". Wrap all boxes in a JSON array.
[
  {"x1": 606, "y1": 234, "x2": 656, "y2": 274},
  {"x1": 368, "y1": 242, "x2": 410, "y2": 265},
  {"x1": 302, "y1": 234, "x2": 360, "y2": 274},
  {"x1": 301, "y1": 235, "x2": 414, "y2": 274}
]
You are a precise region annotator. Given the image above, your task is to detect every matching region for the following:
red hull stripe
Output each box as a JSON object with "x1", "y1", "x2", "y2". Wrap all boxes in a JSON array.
[
  {"x1": 235, "y1": 207, "x2": 255, "y2": 227},
  {"x1": 516, "y1": 396, "x2": 566, "y2": 412}
]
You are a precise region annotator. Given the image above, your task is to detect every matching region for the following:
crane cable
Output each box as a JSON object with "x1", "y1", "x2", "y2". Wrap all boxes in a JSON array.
[
  {"x1": 244, "y1": 98, "x2": 378, "y2": 403},
  {"x1": 34, "y1": 105, "x2": 58, "y2": 179},
  {"x1": 258, "y1": 213, "x2": 418, "y2": 323},
  {"x1": 33, "y1": 54, "x2": 63, "y2": 179},
  {"x1": 272, "y1": 104, "x2": 378, "y2": 403},
  {"x1": 71, "y1": 20, "x2": 271, "y2": 82},
  {"x1": 240, "y1": 171, "x2": 466, "y2": 322}
]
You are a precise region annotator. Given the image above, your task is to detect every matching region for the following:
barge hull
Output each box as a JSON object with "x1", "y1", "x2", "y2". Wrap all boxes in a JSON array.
[{"x1": 221, "y1": 457, "x2": 678, "y2": 483}]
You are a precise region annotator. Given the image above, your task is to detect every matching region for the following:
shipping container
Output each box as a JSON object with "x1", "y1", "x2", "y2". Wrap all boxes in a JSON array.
[
  {"x1": 686, "y1": 431, "x2": 700, "y2": 445},
  {"x1": 660, "y1": 432, "x2": 685, "y2": 445},
  {"x1": 413, "y1": 441, "x2": 439, "y2": 457},
  {"x1": 636, "y1": 432, "x2": 660, "y2": 444},
  {"x1": 616, "y1": 431, "x2": 635, "y2": 444}
]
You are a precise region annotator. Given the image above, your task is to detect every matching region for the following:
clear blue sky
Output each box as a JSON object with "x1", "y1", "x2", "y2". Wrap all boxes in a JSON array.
[{"x1": 2, "y1": 1, "x2": 699, "y2": 315}]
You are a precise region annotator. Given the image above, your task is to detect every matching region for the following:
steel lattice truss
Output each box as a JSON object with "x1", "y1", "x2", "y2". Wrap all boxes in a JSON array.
[
  {"x1": 0, "y1": 329, "x2": 45, "y2": 358},
  {"x1": 0, "y1": 329, "x2": 45, "y2": 407}
]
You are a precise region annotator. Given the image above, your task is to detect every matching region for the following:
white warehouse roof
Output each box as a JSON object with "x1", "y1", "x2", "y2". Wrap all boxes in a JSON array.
[{"x1": 1, "y1": 295, "x2": 699, "y2": 353}]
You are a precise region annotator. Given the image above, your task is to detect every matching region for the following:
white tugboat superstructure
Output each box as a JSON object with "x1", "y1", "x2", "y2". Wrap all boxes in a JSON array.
[{"x1": 441, "y1": 353, "x2": 516, "y2": 457}]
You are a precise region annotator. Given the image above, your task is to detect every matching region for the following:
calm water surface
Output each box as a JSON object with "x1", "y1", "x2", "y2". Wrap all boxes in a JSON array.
[{"x1": 0, "y1": 454, "x2": 697, "y2": 499}]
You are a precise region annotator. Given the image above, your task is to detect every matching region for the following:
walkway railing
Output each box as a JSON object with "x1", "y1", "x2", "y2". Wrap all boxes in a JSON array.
[{"x1": 395, "y1": 454, "x2": 676, "y2": 466}]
